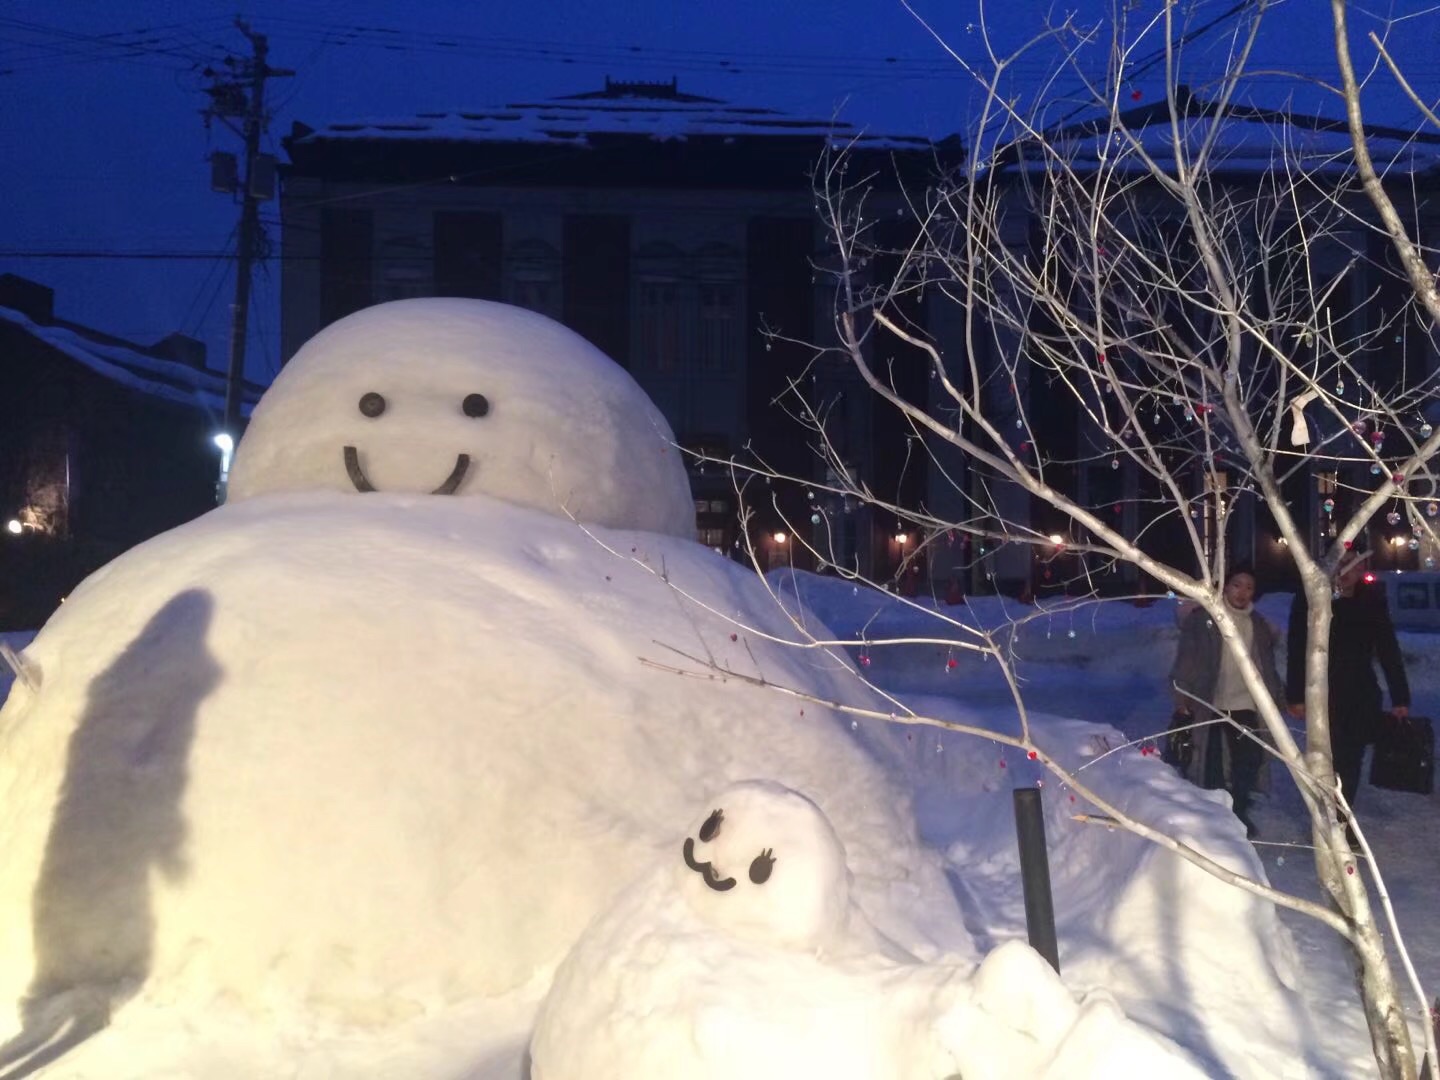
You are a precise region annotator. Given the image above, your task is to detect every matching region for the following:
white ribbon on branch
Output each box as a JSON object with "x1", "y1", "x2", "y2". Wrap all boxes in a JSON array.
[{"x1": 1289, "y1": 389, "x2": 1320, "y2": 446}]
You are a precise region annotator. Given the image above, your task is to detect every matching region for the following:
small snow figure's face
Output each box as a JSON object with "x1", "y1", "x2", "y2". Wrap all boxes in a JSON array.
[
  {"x1": 343, "y1": 388, "x2": 491, "y2": 495},
  {"x1": 677, "y1": 781, "x2": 850, "y2": 951}
]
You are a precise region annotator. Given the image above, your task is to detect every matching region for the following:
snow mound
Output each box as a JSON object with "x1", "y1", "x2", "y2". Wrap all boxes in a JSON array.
[
  {"x1": 531, "y1": 782, "x2": 1207, "y2": 1080},
  {"x1": 226, "y1": 298, "x2": 697, "y2": 539},
  {"x1": 0, "y1": 494, "x2": 963, "y2": 1037}
]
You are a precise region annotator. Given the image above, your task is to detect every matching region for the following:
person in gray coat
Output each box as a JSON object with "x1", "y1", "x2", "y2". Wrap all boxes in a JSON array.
[{"x1": 1168, "y1": 567, "x2": 1285, "y2": 837}]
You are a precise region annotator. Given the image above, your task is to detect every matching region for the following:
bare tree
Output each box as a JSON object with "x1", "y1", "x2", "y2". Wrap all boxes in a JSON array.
[{"x1": 707, "y1": 3, "x2": 1440, "y2": 1077}]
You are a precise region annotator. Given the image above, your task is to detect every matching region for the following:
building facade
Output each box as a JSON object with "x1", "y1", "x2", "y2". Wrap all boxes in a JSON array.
[
  {"x1": 279, "y1": 79, "x2": 962, "y2": 580},
  {"x1": 0, "y1": 274, "x2": 262, "y2": 628}
]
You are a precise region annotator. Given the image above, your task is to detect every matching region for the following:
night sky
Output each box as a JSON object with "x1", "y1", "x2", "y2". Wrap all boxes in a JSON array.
[{"x1": 2, "y1": 1, "x2": 1434, "y2": 382}]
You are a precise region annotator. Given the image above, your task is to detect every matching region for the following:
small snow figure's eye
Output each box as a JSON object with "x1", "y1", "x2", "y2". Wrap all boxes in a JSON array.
[
  {"x1": 699, "y1": 809, "x2": 723, "y2": 843},
  {"x1": 358, "y1": 392, "x2": 386, "y2": 418},
  {"x1": 462, "y1": 393, "x2": 490, "y2": 418},
  {"x1": 749, "y1": 849, "x2": 775, "y2": 885}
]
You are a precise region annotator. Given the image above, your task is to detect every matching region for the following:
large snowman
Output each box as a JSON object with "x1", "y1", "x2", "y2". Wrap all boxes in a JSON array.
[{"x1": 0, "y1": 299, "x2": 967, "y2": 1073}]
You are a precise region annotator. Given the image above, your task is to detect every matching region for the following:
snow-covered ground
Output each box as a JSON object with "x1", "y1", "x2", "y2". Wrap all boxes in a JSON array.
[
  {"x1": 0, "y1": 297, "x2": 1434, "y2": 1077},
  {"x1": 785, "y1": 574, "x2": 1440, "y2": 1075}
]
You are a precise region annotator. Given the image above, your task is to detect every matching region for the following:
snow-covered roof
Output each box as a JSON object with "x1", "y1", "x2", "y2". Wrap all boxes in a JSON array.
[
  {"x1": 1027, "y1": 90, "x2": 1440, "y2": 176},
  {"x1": 0, "y1": 305, "x2": 261, "y2": 416},
  {"x1": 288, "y1": 78, "x2": 944, "y2": 153}
]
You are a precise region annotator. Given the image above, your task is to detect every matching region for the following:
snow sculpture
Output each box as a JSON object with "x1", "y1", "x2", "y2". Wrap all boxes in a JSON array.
[
  {"x1": 678, "y1": 781, "x2": 850, "y2": 951},
  {"x1": 531, "y1": 781, "x2": 1208, "y2": 1080},
  {"x1": 226, "y1": 298, "x2": 697, "y2": 539},
  {"x1": 0, "y1": 492, "x2": 968, "y2": 1063}
]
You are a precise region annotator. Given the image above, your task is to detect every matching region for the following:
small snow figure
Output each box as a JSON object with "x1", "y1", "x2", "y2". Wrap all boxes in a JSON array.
[{"x1": 529, "y1": 784, "x2": 1207, "y2": 1080}]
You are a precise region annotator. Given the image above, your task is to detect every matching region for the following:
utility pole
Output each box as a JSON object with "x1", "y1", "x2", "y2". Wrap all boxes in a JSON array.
[{"x1": 203, "y1": 19, "x2": 293, "y2": 501}]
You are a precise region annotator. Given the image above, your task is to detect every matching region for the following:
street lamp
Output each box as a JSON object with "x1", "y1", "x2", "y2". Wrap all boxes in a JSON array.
[{"x1": 214, "y1": 432, "x2": 236, "y2": 504}]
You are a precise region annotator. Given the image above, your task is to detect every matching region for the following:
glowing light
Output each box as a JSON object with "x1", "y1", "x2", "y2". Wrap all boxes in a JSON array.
[
  {"x1": 1048, "y1": 533, "x2": 1064, "y2": 546},
  {"x1": 895, "y1": 532, "x2": 909, "y2": 545},
  {"x1": 1363, "y1": 573, "x2": 1377, "y2": 584},
  {"x1": 5, "y1": 520, "x2": 20, "y2": 535},
  {"x1": 212, "y1": 432, "x2": 235, "y2": 453},
  {"x1": 772, "y1": 532, "x2": 787, "y2": 544}
]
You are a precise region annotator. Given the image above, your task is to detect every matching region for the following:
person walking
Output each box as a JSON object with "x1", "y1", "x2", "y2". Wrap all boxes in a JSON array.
[
  {"x1": 1286, "y1": 550, "x2": 1409, "y2": 817},
  {"x1": 1169, "y1": 567, "x2": 1285, "y2": 838}
]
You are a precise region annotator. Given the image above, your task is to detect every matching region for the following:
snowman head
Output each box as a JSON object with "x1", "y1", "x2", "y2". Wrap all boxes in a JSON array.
[
  {"x1": 678, "y1": 781, "x2": 850, "y2": 951},
  {"x1": 227, "y1": 298, "x2": 696, "y2": 539}
]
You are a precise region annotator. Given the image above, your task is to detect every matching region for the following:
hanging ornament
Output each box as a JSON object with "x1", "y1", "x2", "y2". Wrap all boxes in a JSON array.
[
  {"x1": 1336, "y1": 379, "x2": 1345, "y2": 394},
  {"x1": 1387, "y1": 511, "x2": 1401, "y2": 526},
  {"x1": 1392, "y1": 473, "x2": 1406, "y2": 486},
  {"x1": 945, "y1": 656, "x2": 958, "y2": 671},
  {"x1": 1421, "y1": 422, "x2": 1434, "y2": 439},
  {"x1": 1429, "y1": 502, "x2": 1440, "y2": 518},
  {"x1": 810, "y1": 513, "x2": 821, "y2": 524},
  {"x1": 1015, "y1": 418, "x2": 1024, "y2": 429},
  {"x1": 1323, "y1": 498, "x2": 1335, "y2": 515},
  {"x1": 1426, "y1": 557, "x2": 1436, "y2": 568},
  {"x1": 1110, "y1": 458, "x2": 1120, "y2": 470},
  {"x1": 1371, "y1": 464, "x2": 1383, "y2": 476},
  {"x1": 1409, "y1": 538, "x2": 1421, "y2": 551},
  {"x1": 1352, "y1": 420, "x2": 1368, "y2": 436}
]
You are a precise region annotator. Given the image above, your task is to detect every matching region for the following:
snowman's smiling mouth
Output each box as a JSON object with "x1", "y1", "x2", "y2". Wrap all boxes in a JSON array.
[
  {"x1": 682, "y1": 837, "x2": 736, "y2": 892},
  {"x1": 343, "y1": 445, "x2": 471, "y2": 496}
]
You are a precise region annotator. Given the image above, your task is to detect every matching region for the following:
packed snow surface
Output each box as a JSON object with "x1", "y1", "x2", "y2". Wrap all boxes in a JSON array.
[{"x1": 225, "y1": 298, "x2": 696, "y2": 539}]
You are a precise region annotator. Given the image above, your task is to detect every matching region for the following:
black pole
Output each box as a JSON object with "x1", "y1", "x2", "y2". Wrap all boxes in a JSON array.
[{"x1": 1012, "y1": 786, "x2": 1060, "y2": 973}]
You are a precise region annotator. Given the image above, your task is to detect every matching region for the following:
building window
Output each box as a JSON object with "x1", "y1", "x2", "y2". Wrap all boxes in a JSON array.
[
  {"x1": 697, "y1": 281, "x2": 739, "y2": 373},
  {"x1": 637, "y1": 277, "x2": 682, "y2": 371},
  {"x1": 505, "y1": 239, "x2": 561, "y2": 320},
  {"x1": 633, "y1": 242, "x2": 741, "y2": 376},
  {"x1": 377, "y1": 235, "x2": 431, "y2": 301}
]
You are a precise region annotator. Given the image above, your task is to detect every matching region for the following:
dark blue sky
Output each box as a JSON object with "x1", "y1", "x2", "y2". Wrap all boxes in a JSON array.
[{"x1": 2, "y1": 1, "x2": 1434, "y2": 382}]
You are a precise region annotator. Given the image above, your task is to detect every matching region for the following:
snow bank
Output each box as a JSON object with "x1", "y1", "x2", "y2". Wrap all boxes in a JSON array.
[{"x1": 0, "y1": 495, "x2": 963, "y2": 1045}]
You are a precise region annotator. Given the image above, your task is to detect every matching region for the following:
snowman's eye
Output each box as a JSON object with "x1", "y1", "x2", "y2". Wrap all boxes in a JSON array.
[
  {"x1": 699, "y1": 809, "x2": 723, "y2": 843},
  {"x1": 462, "y1": 393, "x2": 490, "y2": 418},
  {"x1": 749, "y1": 849, "x2": 775, "y2": 885},
  {"x1": 358, "y1": 392, "x2": 386, "y2": 418}
]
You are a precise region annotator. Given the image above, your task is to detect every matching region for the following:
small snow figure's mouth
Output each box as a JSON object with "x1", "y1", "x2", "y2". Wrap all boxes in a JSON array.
[
  {"x1": 343, "y1": 446, "x2": 471, "y2": 495},
  {"x1": 682, "y1": 837, "x2": 736, "y2": 892}
]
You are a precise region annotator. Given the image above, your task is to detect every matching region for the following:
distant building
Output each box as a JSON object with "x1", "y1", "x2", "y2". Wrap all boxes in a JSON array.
[
  {"x1": 948, "y1": 90, "x2": 1440, "y2": 596},
  {"x1": 280, "y1": 78, "x2": 963, "y2": 578},
  {"x1": 0, "y1": 274, "x2": 263, "y2": 628}
]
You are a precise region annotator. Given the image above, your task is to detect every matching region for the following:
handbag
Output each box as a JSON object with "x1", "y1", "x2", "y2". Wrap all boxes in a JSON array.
[
  {"x1": 1163, "y1": 710, "x2": 1195, "y2": 772},
  {"x1": 1369, "y1": 715, "x2": 1435, "y2": 795}
]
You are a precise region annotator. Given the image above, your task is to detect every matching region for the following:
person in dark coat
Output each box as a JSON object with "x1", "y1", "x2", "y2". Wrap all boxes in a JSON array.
[
  {"x1": 1286, "y1": 551, "x2": 1409, "y2": 815},
  {"x1": 1169, "y1": 567, "x2": 1285, "y2": 837}
]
